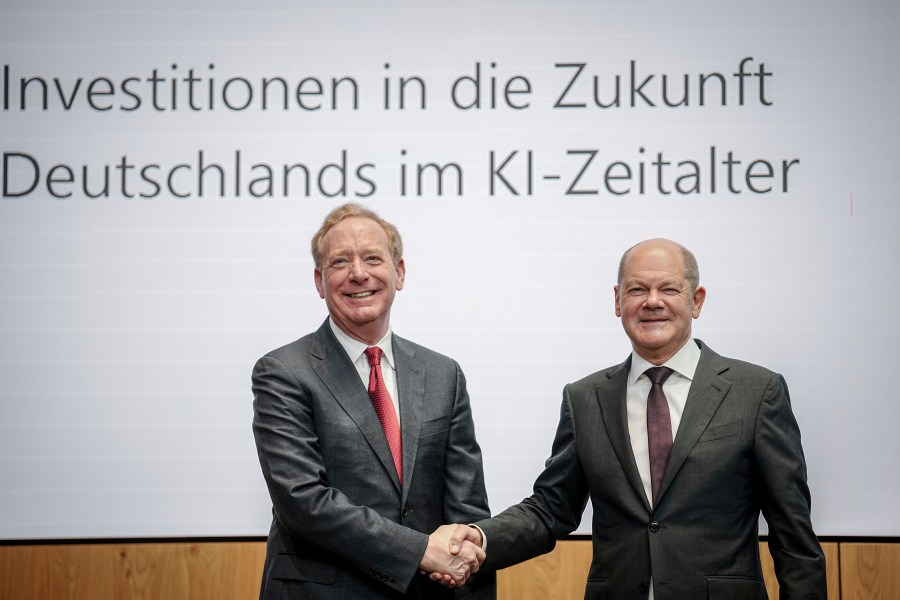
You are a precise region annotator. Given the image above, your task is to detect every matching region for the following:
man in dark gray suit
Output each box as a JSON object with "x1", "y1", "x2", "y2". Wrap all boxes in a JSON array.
[
  {"x1": 440, "y1": 238, "x2": 826, "y2": 599},
  {"x1": 253, "y1": 203, "x2": 494, "y2": 599}
]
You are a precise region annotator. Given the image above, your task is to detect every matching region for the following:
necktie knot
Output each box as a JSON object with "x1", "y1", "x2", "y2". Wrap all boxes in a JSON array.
[
  {"x1": 364, "y1": 346, "x2": 382, "y2": 367},
  {"x1": 646, "y1": 366, "x2": 673, "y2": 386}
]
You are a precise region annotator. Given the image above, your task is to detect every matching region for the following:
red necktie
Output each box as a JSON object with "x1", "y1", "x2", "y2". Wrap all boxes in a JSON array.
[
  {"x1": 364, "y1": 347, "x2": 402, "y2": 482},
  {"x1": 646, "y1": 366, "x2": 674, "y2": 506}
]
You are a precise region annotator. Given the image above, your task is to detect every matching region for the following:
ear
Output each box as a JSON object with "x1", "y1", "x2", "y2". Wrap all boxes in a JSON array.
[
  {"x1": 395, "y1": 259, "x2": 406, "y2": 291},
  {"x1": 614, "y1": 285, "x2": 622, "y2": 317},
  {"x1": 691, "y1": 285, "x2": 706, "y2": 318},
  {"x1": 314, "y1": 269, "x2": 326, "y2": 299}
]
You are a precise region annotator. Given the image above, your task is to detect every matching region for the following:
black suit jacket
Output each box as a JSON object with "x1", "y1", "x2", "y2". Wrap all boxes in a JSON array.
[
  {"x1": 253, "y1": 320, "x2": 495, "y2": 599},
  {"x1": 477, "y1": 340, "x2": 826, "y2": 600}
]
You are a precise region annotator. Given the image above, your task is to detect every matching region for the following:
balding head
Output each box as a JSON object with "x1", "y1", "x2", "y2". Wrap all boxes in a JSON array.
[{"x1": 618, "y1": 238, "x2": 700, "y2": 291}]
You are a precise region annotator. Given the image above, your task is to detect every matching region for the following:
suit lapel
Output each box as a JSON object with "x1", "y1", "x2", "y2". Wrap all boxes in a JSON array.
[
  {"x1": 392, "y1": 335, "x2": 425, "y2": 503},
  {"x1": 310, "y1": 321, "x2": 403, "y2": 492},
  {"x1": 595, "y1": 357, "x2": 652, "y2": 512},
  {"x1": 656, "y1": 340, "x2": 732, "y2": 503}
]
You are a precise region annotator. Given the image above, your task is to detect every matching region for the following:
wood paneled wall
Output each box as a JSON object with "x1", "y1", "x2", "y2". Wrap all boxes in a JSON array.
[
  {"x1": 0, "y1": 542, "x2": 265, "y2": 600},
  {"x1": 838, "y1": 543, "x2": 900, "y2": 600},
  {"x1": 0, "y1": 540, "x2": 895, "y2": 600}
]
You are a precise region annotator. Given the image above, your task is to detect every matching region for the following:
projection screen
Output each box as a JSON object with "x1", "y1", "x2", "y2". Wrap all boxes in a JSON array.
[{"x1": 1, "y1": 0, "x2": 898, "y2": 538}]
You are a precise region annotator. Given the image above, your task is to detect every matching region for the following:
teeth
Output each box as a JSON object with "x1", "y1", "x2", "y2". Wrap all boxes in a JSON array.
[{"x1": 349, "y1": 291, "x2": 374, "y2": 298}]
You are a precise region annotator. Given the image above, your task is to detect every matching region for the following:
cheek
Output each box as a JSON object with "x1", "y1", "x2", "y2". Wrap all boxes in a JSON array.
[
  {"x1": 677, "y1": 303, "x2": 695, "y2": 320},
  {"x1": 622, "y1": 303, "x2": 640, "y2": 320}
]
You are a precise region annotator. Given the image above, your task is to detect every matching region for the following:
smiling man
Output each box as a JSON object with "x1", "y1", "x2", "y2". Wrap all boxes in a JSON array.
[
  {"x1": 441, "y1": 238, "x2": 826, "y2": 599},
  {"x1": 252, "y1": 203, "x2": 495, "y2": 599}
]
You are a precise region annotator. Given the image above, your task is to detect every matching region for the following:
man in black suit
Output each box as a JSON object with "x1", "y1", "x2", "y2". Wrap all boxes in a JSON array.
[
  {"x1": 441, "y1": 238, "x2": 826, "y2": 599},
  {"x1": 253, "y1": 203, "x2": 494, "y2": 599}
]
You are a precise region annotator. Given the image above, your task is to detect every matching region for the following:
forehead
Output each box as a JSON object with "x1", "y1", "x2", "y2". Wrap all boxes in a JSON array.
[
  {"x1": 622, "y1": 243, "x2": 686, "y2": 281},
  {"x1": 322, "y1": 217, "x2": 390, "y2": 254}
]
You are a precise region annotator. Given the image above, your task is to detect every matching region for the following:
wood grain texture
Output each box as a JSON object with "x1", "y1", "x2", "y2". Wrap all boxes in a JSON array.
[
  {"x1": 0, "y1": 542, "x2": 266, "y2": 600},
  {"x1": 497, "y1": 540, "x2": 593, "y2": 600},
  {"x1": 840, "y1": 543, "x2": 900, "y2": 600},
  {"x1": 0, "y1": 539, "x2": 883, "y2": 600}
]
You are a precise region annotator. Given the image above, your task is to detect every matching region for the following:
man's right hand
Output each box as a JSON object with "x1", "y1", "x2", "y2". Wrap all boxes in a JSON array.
[
  {"x1": 425, "y1": 524, "x2": 485, "y2": 587},
  {"x1": 419, "y1": 524, "x2": 485, "y2": 588}
]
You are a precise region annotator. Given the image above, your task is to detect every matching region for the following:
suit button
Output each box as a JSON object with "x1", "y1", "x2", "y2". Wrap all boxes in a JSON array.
[
  {"x1": 639, "y1": 582, "x2": 649, "y2": 593},
  {"x1": 649, "y1": 521, "x2": 660, "y2": 532},
  {"x1": 402, "y1": 506, "x2": 410, "y2": 517}
]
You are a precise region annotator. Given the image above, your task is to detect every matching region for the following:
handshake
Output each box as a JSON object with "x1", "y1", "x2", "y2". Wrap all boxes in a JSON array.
[{"x1": 418, "y1": 524, "x2": 486, "y2": 588}]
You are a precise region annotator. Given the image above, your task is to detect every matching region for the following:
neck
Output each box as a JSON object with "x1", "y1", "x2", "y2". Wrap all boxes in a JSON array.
[
  {"x1": 634, "y1": 338, "x2": 692, "y2": 366},
  {"x1": 335, "y1": 320, "x2": 389, "y2": 346}
]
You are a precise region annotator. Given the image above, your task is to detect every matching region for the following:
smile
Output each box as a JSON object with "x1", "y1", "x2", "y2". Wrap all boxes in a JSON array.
[{"x1": 348, "y1": 291, "x2": 375, "y2": 298}]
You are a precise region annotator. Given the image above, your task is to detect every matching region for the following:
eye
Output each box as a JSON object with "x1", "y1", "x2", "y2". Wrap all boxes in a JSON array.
[
  {"x1": 628, "y1": 287, "x2": 647, "y2": 296},
  {"x1": 365, "y1": 255, "x2": 384, "y2": 265},
  {"x1": 330, "y1": 257, "x2": 349, "y2": 269}
]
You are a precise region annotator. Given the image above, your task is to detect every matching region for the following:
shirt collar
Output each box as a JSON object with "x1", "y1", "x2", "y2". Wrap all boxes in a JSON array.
[
  {"x1": 328, "y1": 317, "x2": 395, "y2": 369},
  {"x1": 628, "y1": 338, "x2": 702, "y2": 385}
]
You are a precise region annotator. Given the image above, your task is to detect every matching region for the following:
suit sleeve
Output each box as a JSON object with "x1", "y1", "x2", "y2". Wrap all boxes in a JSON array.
[
  {"x1": 443, "y1": 362, "x2": 497, "y2": 599},
  {"x1": 441, "y1": 363, "x2": 492, "y2": 523},
  {"x1": 252, "y1": 353, "x2": 428, "y2": 593},
  {"x1": 476, "y1": 385, "x2": 589, "y2": 570},
  {"x1": 753, "y1": 374, "x2": 827, "y2": 599}
]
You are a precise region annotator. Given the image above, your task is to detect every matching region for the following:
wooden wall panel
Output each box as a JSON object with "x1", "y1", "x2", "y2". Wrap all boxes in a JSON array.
[
  {"x1": 840, "y1": 543, "x2": 900, "y2": 600},
  {"x1": 496, "y1": 541, "x2": 592, "y2": 600},
  {"x1": 0, "y1": 539, "x2": 890, "y2": 600},
  {"x1": 0, "y1": 542, "x2": 266, "y2": 600}
]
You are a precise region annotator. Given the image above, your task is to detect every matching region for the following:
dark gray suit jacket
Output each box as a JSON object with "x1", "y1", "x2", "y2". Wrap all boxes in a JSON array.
[
  {"x1": 253, "y1": 320, "x2": 495, "y2": 599},
  {"x1": 476, "y1": 340, "x2": 826, "y2": 600}
]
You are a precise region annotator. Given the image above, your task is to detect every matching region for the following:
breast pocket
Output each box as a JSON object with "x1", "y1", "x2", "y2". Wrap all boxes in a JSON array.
[
  {"x1": 420, "y1": 415, "x2": 451, "y2": 438},
  {"x1": 697, "y1": 419, "x2": 742, "y2": 444}
]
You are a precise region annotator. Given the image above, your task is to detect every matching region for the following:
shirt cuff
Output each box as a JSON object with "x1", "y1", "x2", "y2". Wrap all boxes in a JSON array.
[{"x1": 469, "y1": 524, "x2": 487, "y2": 552}]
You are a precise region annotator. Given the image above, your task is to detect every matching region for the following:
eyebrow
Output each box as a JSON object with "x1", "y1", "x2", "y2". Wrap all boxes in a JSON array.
[
  {"x1": 327, "y1": 246, "x2": 386, "y2": 259},
  {"x1": 625, "y1": 277, "x2": 685, "y2": 287}
]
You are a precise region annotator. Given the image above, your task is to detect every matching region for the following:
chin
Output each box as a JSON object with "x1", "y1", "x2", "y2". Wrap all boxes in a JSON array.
[
  {"x1": 346, "y1": 311, "x2": 379, "y2": 324},
  {"x1": 638, "y1": 335, "x2": 673, "y2": 349}
]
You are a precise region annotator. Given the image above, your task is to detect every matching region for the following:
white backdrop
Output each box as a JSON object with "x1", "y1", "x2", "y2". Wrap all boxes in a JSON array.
[{"x1": 1, "y1": 0, "x2": 898, "y2": 539}]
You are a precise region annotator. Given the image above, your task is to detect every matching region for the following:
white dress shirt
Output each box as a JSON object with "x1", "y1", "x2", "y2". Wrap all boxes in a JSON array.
[{"x1": 329, "y1": 318, "x2": 401, "y2": 423}]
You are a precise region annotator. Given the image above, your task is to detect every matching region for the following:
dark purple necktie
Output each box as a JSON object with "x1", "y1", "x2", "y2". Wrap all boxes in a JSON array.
[
  {"x1": 364, "y1": 346, "x2": 402, "y2": 482},
  {"x1": 646, "y1": 366, "x2": 674, "y2": 506}
]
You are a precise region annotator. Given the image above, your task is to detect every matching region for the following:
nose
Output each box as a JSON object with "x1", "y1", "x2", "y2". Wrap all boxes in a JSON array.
[
  {"x1": 644, "y1": 289, "x2": 664, "y2": 308},
  {"x1": 347, "y1": 257, "x2": 369, "y2": 282}
]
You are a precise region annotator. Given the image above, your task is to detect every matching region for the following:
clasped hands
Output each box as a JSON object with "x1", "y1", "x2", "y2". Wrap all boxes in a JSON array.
[{"x1": 419, "y1": 524, "x2": 485, "y2": 588}]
